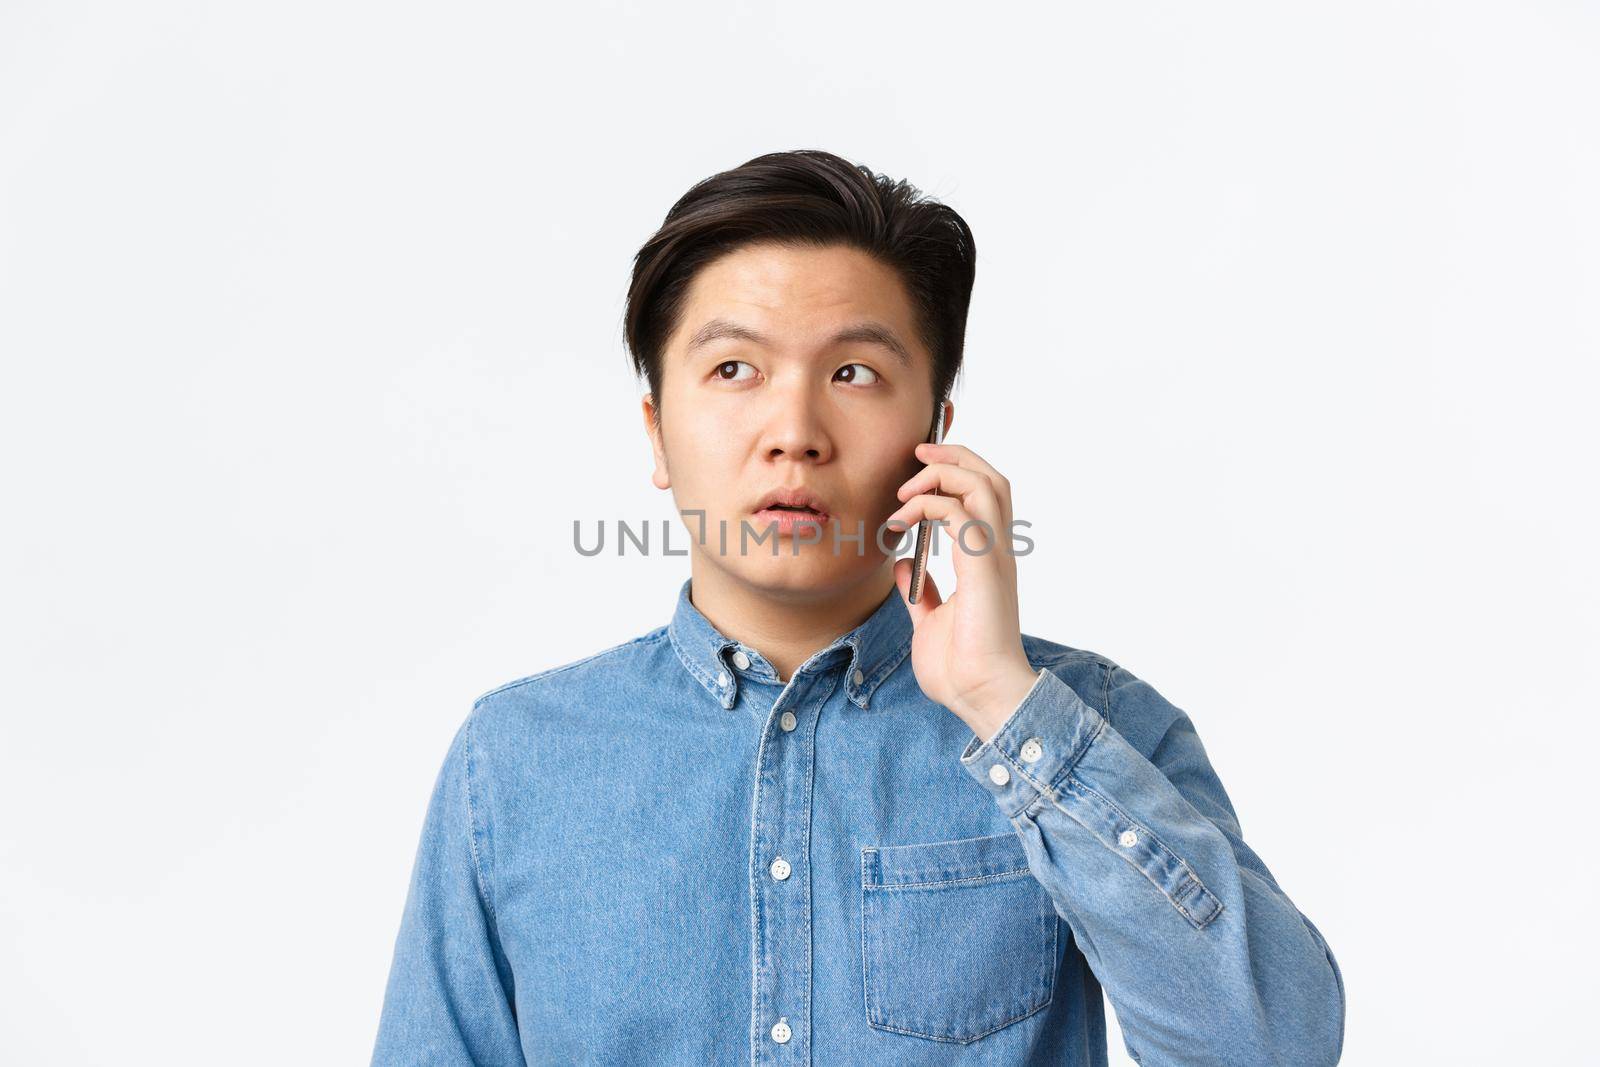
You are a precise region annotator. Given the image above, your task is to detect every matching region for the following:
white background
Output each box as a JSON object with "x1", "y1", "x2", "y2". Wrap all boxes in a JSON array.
[{"x1": 3, "y1": 2, "x2": 1595, "y2": 1063}]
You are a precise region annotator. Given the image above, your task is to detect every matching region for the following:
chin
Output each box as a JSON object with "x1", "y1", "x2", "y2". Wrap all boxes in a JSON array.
[{"x1": 727, "y1": 550, "x2": 886, "y2": 599}]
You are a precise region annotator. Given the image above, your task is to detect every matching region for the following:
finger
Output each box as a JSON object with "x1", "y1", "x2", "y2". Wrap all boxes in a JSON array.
[
  {"x1": 886, "y1": 492, "x2": 1005, "y2": 588},
  {"x1": 893, "y1": 555, "x2": 942, "y2": 626},
  {"x1": 886, "y1": 491, "x2": 974, "y2": 536},
  {"x1": 889, "y1": 484, "x2": 1015, "y2": 584},
  {"x1": 879, "y1": 516, "x2": 917, "y2": 554},
  {"x1": 915, "y1": 441, "x2": 1006, "y2": 484},
  {"x1": 914, "y1": 442, "x2": 1014, "y2": 530},
  {"x1": 897, "y1": 462, "x2": 1006, "y2": 535}
]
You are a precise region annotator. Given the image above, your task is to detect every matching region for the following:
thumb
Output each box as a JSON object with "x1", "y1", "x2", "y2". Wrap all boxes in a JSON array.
[{"x1": 893, "y1": 556, "x2": 943, "y2": 629}]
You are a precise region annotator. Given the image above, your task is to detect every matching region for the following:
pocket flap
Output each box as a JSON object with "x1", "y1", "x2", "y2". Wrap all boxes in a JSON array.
[{"x1": 864, "y1": 830, "x2": 1032, "y2": 889}]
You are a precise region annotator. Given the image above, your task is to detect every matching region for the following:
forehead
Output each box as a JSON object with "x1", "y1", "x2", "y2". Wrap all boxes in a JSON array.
[{"x1": 670, "y1": 242, "x2": 925, "y2": 362}]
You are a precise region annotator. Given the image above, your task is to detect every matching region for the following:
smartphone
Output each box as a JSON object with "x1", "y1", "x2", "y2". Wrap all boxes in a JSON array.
[{"x1": 907, "y1": 399, "x2": 947, "y2": 605}]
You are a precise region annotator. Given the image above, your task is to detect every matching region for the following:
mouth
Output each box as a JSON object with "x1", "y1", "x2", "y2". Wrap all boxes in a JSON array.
[{"x1": 751, "y1": 489, "x2": 832, "y2": 532}]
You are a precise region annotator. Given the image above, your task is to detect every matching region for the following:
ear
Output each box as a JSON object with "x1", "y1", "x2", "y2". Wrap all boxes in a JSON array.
[
  {"x1": 642, "y1": 394, "x2": 670, "y2": 490},
  {"x1": 940, "y1": 398, "x2": 955, "y2": 438}
]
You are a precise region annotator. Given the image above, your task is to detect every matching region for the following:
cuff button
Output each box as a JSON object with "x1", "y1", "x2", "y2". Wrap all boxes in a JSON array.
[
  {"x1": 1119, "y1": 829, "x2": 1138, "y2": 847},
  {"x1": 1020, "y1": 738, "x2": 1043, "y2": 763},
  {"x1": 988, "y1": 763, "x2": 1011, "y2": 785}
]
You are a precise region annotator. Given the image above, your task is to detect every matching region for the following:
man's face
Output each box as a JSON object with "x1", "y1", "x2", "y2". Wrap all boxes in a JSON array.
[{"x1": 643, "y1": 241, "x2": 945, "y2": 598}]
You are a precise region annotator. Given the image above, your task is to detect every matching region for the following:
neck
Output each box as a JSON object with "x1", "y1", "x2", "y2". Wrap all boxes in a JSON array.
[{"x1": 686, "y1": 561, "x2": 897, "y2": 683}]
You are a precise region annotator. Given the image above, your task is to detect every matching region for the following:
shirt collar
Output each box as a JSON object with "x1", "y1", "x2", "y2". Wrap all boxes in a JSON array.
[{"x1": 666, "y1": 577, "x2": 913, "y2": 711}]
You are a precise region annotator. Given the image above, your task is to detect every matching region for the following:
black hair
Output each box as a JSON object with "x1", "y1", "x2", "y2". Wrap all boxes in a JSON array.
[{"x1": 624, "y1": 149, "x2": 976, "y2": 428}]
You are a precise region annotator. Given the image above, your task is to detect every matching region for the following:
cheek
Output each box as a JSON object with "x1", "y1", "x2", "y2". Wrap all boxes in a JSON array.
[
  {"x1": 665, "y1": 429, "x2": 743, "y2": 500},
  {"x1": 852, "y1": 443, "x2": 923, "y2": 502}
]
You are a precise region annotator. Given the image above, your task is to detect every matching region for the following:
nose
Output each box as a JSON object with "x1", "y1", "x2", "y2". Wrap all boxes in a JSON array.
[{"x1": 758, "y1": 385, "x2": 833, "y2": 463}]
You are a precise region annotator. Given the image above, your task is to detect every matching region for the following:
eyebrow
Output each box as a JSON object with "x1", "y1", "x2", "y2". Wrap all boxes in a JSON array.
[{"x1": 685, "y1": 317, "x2": 912, "y2": 368}]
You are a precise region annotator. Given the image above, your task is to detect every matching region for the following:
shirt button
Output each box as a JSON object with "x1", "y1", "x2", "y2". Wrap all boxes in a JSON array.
[
  {"x1": 1020, "y1": 738, "x2": 1043, "y2": 763},
  {"x1": 1119, "y1": 829, "x2": 1138, "y2": 847},
  {"x1": 771, "y1": 1018, "x2": 792, "y2": 1044},
  {"x1": 770, "y1": 857, "x2": 791, "y2": 880},
  {"x1": 852, "y1": 668, "x2": 865, "y2": 686},
  {"x1": 779, "y1": 711, "x2": 797, "y2": 732},
  {"x1": 988, "y1": 763, "x2": 1011, "y2": 785},
  {"x1": 732, "y1": 650, "x2": 751, "y2": 670},
  {"x1": 716, "y1": 671, "x2": 729, "y2": 688}
]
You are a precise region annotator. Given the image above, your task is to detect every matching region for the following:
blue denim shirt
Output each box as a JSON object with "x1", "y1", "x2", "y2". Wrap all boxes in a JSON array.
[{"x1": 372, "y1": 578, "x2": 1345, "y2": 1066}]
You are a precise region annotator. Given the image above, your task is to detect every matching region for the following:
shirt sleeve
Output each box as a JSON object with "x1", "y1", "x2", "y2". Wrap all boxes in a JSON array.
[
  {"x1": 957, "y1": 661, "x2": 1346, "y2": 1067},
  {"x1": 371, "y1": 711, "x2": 526, "y2": 1066}
]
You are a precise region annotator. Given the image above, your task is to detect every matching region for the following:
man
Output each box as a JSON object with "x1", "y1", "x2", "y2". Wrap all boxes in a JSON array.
[{"x1": 371, "y1": 150, "x2": 1345, "y2": 1066}]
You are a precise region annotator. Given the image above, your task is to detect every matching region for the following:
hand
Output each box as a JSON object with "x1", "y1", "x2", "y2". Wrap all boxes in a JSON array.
[{"x1": 886, "y1": 441, "x2": 1039, "y2": 743}]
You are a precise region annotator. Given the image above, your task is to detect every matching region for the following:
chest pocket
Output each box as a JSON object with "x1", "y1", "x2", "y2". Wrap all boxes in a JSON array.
[{"x1": 860, "y1": 830, "x2": 1059, "y2": 1044}]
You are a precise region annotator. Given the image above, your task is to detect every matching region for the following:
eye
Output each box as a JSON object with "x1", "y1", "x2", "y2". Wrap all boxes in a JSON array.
[
  {"x1": 834, "y1": 363, "x2": 880, "y2": 386},
  {"x1": 713, "y1": 360, "x2": 757, "y2": 382}
]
